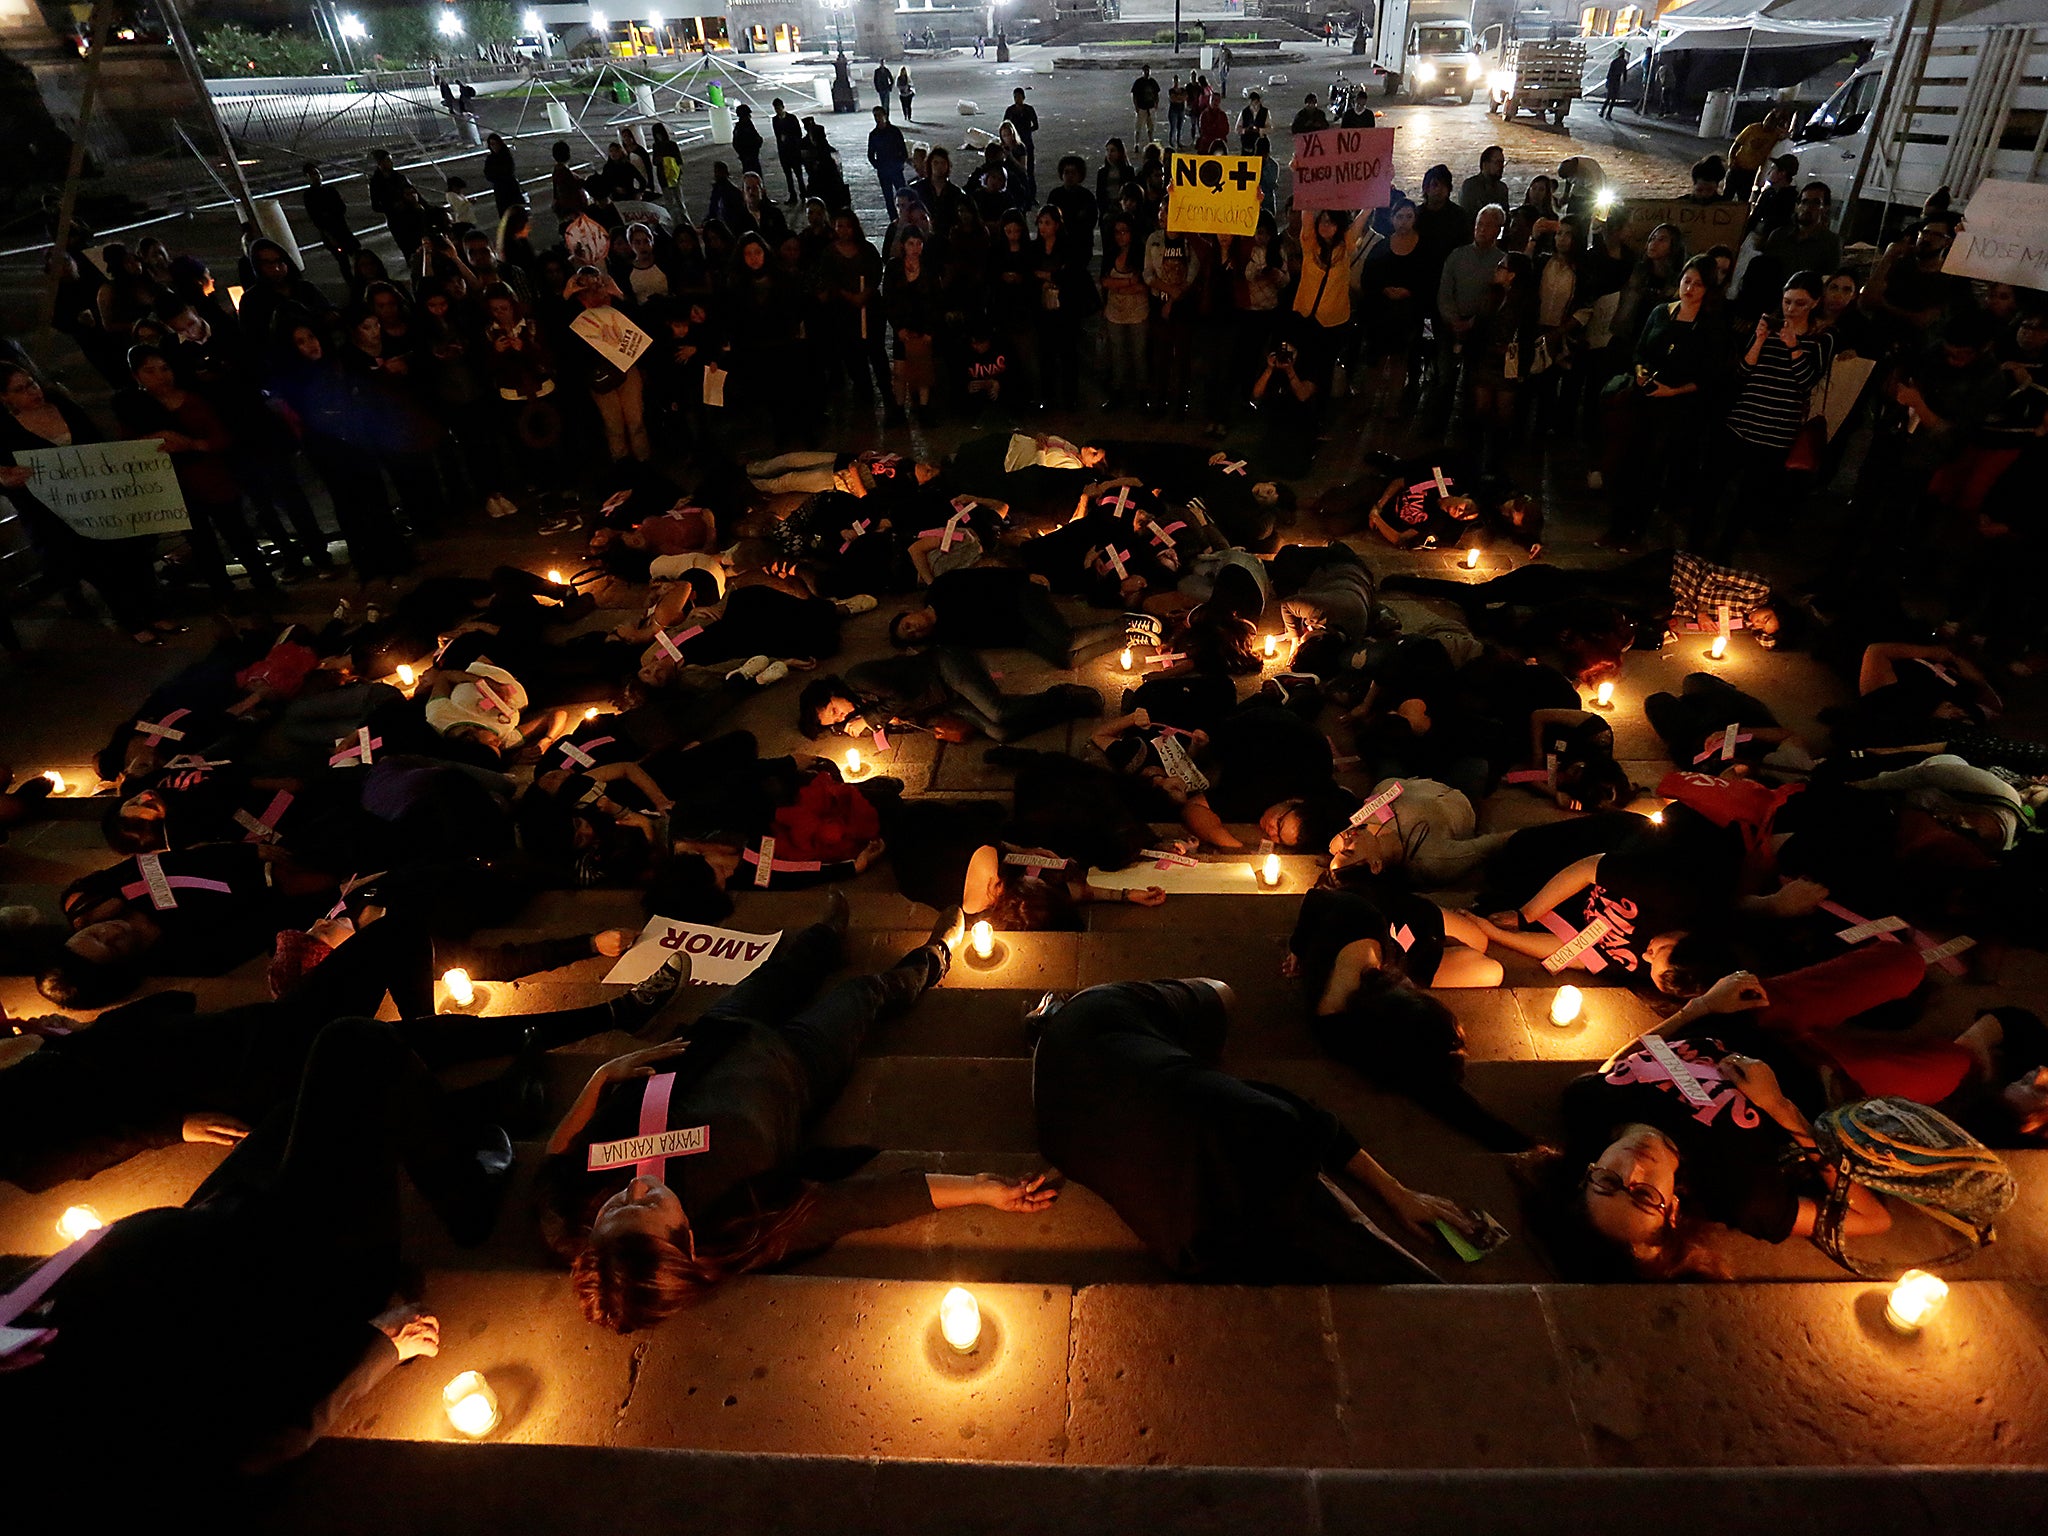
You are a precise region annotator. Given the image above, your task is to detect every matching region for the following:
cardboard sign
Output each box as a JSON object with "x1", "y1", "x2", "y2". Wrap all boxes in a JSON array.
[
  {"x1": 571, "y1": 305, "x2": 653, "y2": 373},
  {"x1": 563, "y1": 212, "x2": 611, "y2": 267},
  {"x1": 1947, "y1": 180, "x2": 2048, "y2": 292},
  {"x1": 604, "y1": 917, "x2": 782, "y2": 986},
  {"x1": 1166, "y1": 152, "x2": 1264, "y2": 236},
  {"x1": 14, "y1": 440, "x2": 190, "y2": 540},
  {"x1": 1290, "y1": 126, "x2": 1395, "y2": 212},
  {"x1": 1618, "y1": 198, "x2": 1746, "y2": 255}
]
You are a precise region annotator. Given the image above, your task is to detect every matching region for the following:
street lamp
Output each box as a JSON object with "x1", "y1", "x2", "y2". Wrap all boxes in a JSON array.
[
  {"x1": 335, "y1": 9, "x2": 368, "y2": 70},
  {"x1": 646, "y1": 9, "x2": 662, "y2": 53},
  {"x1": 829, "y1": 0, "x2": 847, "y2": 54}
]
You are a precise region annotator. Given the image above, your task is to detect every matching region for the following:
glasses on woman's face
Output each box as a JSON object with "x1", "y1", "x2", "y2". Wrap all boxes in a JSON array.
[{"x1": 1584, "y1": 1163, "x2": 1673, "y2": 1219}]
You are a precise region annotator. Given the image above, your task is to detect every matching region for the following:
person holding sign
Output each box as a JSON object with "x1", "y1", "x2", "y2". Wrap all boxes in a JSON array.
[
  {"x1": 1290, "y1": 208, "x2": 1363, "y2": 395},
  {"x1": 563, "y1": 267, "x2": 652, "y2": 465},
  {"x1": 0, "y1": 364, "x2": 167, "y2": 645},
  {"x1": 544, "y1": 897, "x2": 1057, "y2": 1332}
]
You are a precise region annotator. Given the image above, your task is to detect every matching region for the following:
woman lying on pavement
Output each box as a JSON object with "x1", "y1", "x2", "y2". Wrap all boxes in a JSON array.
[
  {"x1": 1032, "y1": 978, "x2": 1482, "y2": 1281},
  {"x1": 1518, "y1": 967, "x2": 1894, "y2": 1280},
  {"x1": 543, "y1": 895, "x2": 1057, "y2": 1331},
  {"x1": 3, "y1": 1016, "x2": 525, "y2": 1474},
  {"x1": 1, "y1": 910, "x2": 667, "y2": 1192},
  {"x1": 1283, "y1": 885, "x2": 1532, "y2": 1152}
]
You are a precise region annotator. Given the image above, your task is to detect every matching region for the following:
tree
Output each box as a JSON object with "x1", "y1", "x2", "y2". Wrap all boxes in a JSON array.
[
  {"x1": 463, "y1": 1, "x2": 521, "y2": 46},
  {"x1": 195, "y1": 22, "x2": 337, "y2": 77}
]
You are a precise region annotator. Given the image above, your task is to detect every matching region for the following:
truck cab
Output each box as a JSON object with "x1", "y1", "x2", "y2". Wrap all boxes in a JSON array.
[
  {"x1": 1407, "y1": 18, "x2": 1482, "y2": 102},
  {"x1": 1793, "y1": 58, "x2": 1885, "y2": 213},
  {"x1": 1375, "y1": 0, "x2": 1481, "y2": 102}
]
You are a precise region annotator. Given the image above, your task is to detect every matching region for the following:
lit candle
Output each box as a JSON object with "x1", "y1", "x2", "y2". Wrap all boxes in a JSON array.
[
  {"x1": 1119, "y1": 646, "x2": 1133, "y2": 671},
  {"x1": 1263, "y1": 634, "x2": 1278, "y2": 659},
  {"x1": 939, "y1": 1286, "x2": 981, "y2": 1353},
  {"x1": 1549, "y1": 985, "x2": 1583, "y2": 1026},
  {"x1": 1885, "y1": 1269, "x2": 1949, "y2": 1335},
  {"x1": 970, "y1": 920, "x2": 994, "y2": 960},
  {"x1": 226, "y1": 284, "x2": 245, "y2": 309},
  {"x1": 396, "y1": 663, "x2": 416, "y2": 689},
  {"x1": 1649, "y1": 810, "x2": 1664, "y2": 825},
  {"x1": 56, "y1": 1205, "x2": 103, "y2": 1242},
  {"x1": 584, "y1": 706, "x2": 600, "y2": 721},
  {"x1": 1465, "y1": 545, "x2": 1481, "y2": 569},
  {"x1": 1595, "y1": 680, "x2": 1614, "y2": 709},
  {"x1": 846, "y1": 746, "x2": 863, "y2": 777},
  {"x1": 441, "y1": 968, "x2": 475, "y2": 1007},
  {"x1": 43, "y1": 770, "x2": 65, "y2": 795},
  {"x1": 1710, "y1": 634, "x2": 1728, "y2": 660},
  {"x1": 1261, "y1": 853, "x2": 1281, "y2": 888},
  {"x1": 546, "y1": 568, "x2": 565, "y2": 586},
  {"x1": 443, "y1": 1370, "x2": 501, "y2": 1436}
]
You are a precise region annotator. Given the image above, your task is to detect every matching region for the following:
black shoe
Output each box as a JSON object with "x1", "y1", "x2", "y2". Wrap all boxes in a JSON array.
[
  {"x1": 820, "y1": 887, "x2": 851, "y2": 937},
  {"x1": 440, "y1": 1125, "x2": 516, "y2": 1248},
  {"x1": 1023, "y1": 989, "x2": 1070, "y2": 1048},
  {"x1": 610, "y1": 952, "x2": 692, "y2": 1039},
  {"x1": 1053, "y1": 683, "x2": 1105, "y2": 717}
]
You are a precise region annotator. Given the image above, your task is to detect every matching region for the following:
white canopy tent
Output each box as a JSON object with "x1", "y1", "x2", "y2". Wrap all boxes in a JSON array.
[{"x1": 1651, "y1": 0, "x2": 1906, "y2": 54}]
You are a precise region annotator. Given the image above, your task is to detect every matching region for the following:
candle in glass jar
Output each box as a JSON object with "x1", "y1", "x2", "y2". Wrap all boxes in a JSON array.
[
  {"x1": 441, "y1": 968, "x2": 475, "y2": 1006},
  {"x1": 1465, "y1": 545, "x2": 1481, "y2": 569},
  {"x1": 1710, "y1": 634, "x2": 1728, "y2": 660},
  {"x1": 1263, "y1": 634, "x2": 1278, "y2": 659}
]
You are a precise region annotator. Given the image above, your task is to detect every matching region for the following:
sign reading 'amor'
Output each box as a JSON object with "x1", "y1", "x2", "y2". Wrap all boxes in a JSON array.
[{"x1": 604, "y1": 918, "x2": 783, "y2": 986}]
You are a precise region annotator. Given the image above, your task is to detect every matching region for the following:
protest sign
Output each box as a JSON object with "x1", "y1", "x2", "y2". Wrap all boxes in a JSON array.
[
  {"x1": 1618, "y1": 198, "x2": 1746, "y2": 255},
  {"x1": 1166, "y1": 152, "x2": 1264, "y2": 236},
  {"x1": 1947, "y1": 180, "x2": 2048, "y2": 292},
  {"x1": 571, "y1": 306, "x2": 653, "y2": 373},
  {"x1": 1290, "y1": 126, "x2": 1395, "y2": 212},
  {"x1": 604, "y1": 917, "x2": 782, "y2": 986},
  {"x1": 563, "y1": 213, "x2": 611, "y2": 267},
  {"x1": 13, "y1": 440, "x2": 190, "y2": 540}
]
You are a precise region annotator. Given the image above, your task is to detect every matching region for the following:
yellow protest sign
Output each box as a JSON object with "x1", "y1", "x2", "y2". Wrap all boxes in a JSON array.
[{"x1": 1166, "y1": 152, "x2": 1264, "y2": 236}]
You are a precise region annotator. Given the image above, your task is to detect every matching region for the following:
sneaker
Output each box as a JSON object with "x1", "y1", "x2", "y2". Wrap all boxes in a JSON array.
[
  {"x1": 753, "y1": 660, "x2": 790, "y2": 686},
  {"x1": 538, "y1": 514, "x2": 580, "y2": 536},
  {"x1": 610, "y1": 951, "x2": 694, "y2": 1038},
  {"x1": 726, "y1": 654, "x2": 773, "y2": 682},
  {"x1": 819, "y1": 887, "x2": 851, "y2": 936},
  {"x1": 486, "y1": 493, "x2": 520, "y2": 519},
  {"x1": 833, "y1": 593, "x2": 879, "y2": 616}
]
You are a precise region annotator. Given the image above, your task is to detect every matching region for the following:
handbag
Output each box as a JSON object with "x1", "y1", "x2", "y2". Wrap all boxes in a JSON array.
[
  {"x1": 1808, "y1": 1096, "x2": 2017, "y2": 1278},
  {"x1": 1783, "y1": 416, "x2": 1825, "y2": 472}
]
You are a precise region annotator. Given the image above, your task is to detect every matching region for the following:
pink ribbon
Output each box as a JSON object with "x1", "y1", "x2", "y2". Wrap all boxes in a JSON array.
[
  {"x1": 557, "y1": 735, "x2": 617, "y2": 769},
  {"x1": 1693, "y1": 730, "x2": 1754, "y2": 765},
  {"x1": 1535, "y1": 908, "x2": 1608, "y2": 973},
  {"x1": 0, "y1": 1226, "x2": 109, "y2": 1366},
  {"x1": 238, "y1": 790, "x2": 294, "y2": 843},
  {"x1": 634, "y1": 1072, "x2": 676, "y2": 1178},
  {"x1": 742, "y1": 845, "x2": 826, "y2": 874},
  {"x1": 133, "y1": 707, "x2": 189, "y2": 744},
  {"x1": 1820, "y1": 898, "x2": 1967, "y2": 976},
  {"x1": 330, "y1": 731, "x2": 382, "y2": 767},
  {"x1": 1501, "y1": 769, "x2": 1550, "y2": 783},
  {"x1": 838, "y1": 519, "x2": 872, "y2": 553},
  {"x1": 120, "y1": 874, "x2": 233, "y2": 908}
]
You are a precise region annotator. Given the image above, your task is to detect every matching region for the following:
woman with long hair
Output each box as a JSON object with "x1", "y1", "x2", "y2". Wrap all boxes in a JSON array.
[
  {"x1": 1517, "y1": 968, "x2": 1893, "y2": 1280},
  {"x1": 1601, "y1": 252, "x2": 1724, "y2": 549},
  {"x1": 0, "y1": 363, "x2": 168, "y2": 643},
  {"x1": 542, "y1": 900, "x2": 1056, "y2": 1332},
  {"x1": 884, "y1": 228, "x2": 942, "y2": 415},
  {"x1": 1467, "y1": 250, "x2": 1538, "y2": 478},
  {"x1": 1099, "y1": 213, "x2": 1152, "y2": 407}
]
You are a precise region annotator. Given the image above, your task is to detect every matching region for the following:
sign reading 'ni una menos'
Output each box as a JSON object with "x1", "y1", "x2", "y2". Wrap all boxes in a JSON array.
[
  {"x1": 14, "y1": 440, "x2": 191, "y2": 539},
  {"x1": 1290, "y1": 126, "x2": 1396, "y2": 211},
  {"x1": 1166, "y1": 152, "x2": 1265, "y2": 235}
]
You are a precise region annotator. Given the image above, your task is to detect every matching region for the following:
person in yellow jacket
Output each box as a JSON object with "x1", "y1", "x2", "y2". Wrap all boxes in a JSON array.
[
  {"x1": 1291, "y1": 207, "x2": 1363, "y2": 392},
  {"x1": 1727, "y1": 107, "x2": 1793, "y2": 205}
]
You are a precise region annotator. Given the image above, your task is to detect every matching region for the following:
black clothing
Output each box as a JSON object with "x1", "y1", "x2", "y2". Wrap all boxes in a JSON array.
[
  {"x1": 1291, "y1": 885, "x2": 1447, "y2": 992},
  {"x1": 539, "y1": 924, "x2": 938, "y2": 1247},
  {"x1": 883, "y1": 798, "x2": 1007, "y2": 909},
  {"x1": 1203, "y1": 705, "x2": 1336, "y2": 821},
  {"x1": 1034, "y1": 980, "x2": 1438, "y2": 1281},
  {"x1": 1561, "y1": 1018, "x2": 1822, "y2": 1242}
]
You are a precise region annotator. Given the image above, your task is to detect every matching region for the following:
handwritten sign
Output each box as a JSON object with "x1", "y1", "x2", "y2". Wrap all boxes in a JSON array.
[
  {"x1": 604, "y1": 916, "x2": 783, "y2": 986},
  {"x1": 14, "y1": 440, "x2": 190, "y2": 540},
  {"x1": 571, "y1": 305, "x2": 653, "y2": 373},
  {"x1": 1618, "y1": 198, "x2": 1747, "y2": 255},
  {"x1": 1290, "y1": 126, "x2": 1394, "y2": 212},
  {"x1": 1167, "y1": 151, "x2": 1264, "y2": 236},
  {"x1": 1948, "y1": 180, "x2": 2048, "y2": 292},
  {"x1": 563, "y1": 213, "x2": 611, "y2": 267}
]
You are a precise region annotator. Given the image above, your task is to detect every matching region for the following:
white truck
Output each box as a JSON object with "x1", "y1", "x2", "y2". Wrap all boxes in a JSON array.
[
  {"x1": 1792, "y1": 3, "x2": 2048, "y2": 241},
  {"x1": 1373, "y1": 0, "x2": 1483, "y2": 103}
]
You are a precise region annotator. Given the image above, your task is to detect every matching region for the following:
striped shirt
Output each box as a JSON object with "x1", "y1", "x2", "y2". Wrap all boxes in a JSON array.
[{"x1": 1725, "y1": 329, "x2": 1832, "y2": 451}]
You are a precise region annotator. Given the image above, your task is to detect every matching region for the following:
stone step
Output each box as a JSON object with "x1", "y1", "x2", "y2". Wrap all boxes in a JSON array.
[
  {"x1": 304, "y1": 1272, "x2": 2048, "y2": 1474},
  {"x1": 245, "y1": 1444, "x2": 2048, "y2": 1536}
]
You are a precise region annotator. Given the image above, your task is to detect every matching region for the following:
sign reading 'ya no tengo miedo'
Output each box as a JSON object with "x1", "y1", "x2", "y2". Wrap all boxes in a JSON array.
[
  {"x1": 1291, "y1": 127, "x2": 1396, "y2": 211},
  {"x1": 1166, "y1": 152, "x2": 1265, "y2": 236}
]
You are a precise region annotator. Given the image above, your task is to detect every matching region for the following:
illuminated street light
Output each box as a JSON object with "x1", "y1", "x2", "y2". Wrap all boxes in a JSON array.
[
  {"x1": 437, "y1": 10, "x2": 465, "y2": 37},
  {"x1": 339, "y1": 12, "x2": 369, "y2": 38}
]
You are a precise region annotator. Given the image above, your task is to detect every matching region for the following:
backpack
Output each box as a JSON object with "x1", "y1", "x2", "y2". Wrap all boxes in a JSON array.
[{"x1": 1808, "y1": 1096, "x2": 2017, "y2": 1278}]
